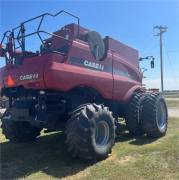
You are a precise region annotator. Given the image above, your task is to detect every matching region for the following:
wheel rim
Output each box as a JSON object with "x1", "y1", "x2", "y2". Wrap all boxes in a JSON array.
[
  {"x1": 157, "y1": 101, "x2": 167, "y2": 130},
  {"x1": 95, "y1": 121, "x2": 110, "y2": 147}
]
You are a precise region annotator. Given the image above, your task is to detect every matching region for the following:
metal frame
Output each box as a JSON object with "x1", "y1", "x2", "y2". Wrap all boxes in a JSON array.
[{"x1": 1, "y1": 10, "x2": 80, "y2": 53}]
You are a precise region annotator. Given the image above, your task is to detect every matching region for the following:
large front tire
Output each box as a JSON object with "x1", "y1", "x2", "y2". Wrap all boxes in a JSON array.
[
  {"x1": 141, "y1": 93, "x2": 168, "y2": 138},
  {"x1": 65, "y1": 104, "x2": 115, "y2": 161},
  {"x1": 1, "y1": 109, "x2": 42, "y2": 142}
]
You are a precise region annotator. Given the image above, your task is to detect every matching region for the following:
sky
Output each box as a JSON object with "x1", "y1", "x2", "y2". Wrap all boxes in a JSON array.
[{"x1": 0, "y1": 0, "x2": 179, "y2": 90}]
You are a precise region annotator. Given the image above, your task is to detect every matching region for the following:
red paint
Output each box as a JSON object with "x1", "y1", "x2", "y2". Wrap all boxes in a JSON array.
[{"x1": 0, "y1": 24, "x2": 143, "y2": 102}]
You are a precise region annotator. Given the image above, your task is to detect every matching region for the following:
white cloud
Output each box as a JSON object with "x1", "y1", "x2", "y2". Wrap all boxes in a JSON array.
[{"x1": 143, "y1": 78, "x2": 179, "y2": 90}]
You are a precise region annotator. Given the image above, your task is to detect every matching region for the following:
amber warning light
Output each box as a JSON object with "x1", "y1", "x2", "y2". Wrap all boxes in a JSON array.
[{"x1": 7, "y1": 75, "x2": 15, "y2": 87}]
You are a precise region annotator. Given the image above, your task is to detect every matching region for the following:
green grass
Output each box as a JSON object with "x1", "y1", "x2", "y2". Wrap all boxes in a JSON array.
[
  {"x1": 0, "y1": 100, "x2": 179, "y2": 180},
  {"x1": 1, "y1": 117, "x2": 179, "y2": 180}
]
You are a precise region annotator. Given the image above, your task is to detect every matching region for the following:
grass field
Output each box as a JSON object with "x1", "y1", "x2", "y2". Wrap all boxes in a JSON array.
[{"x1": 0, "y1": 101, "x2": 179, "y2": 180}]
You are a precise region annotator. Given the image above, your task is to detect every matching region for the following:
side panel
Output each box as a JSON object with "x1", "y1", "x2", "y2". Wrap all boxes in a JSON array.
[
  {"x1": 2, "y1": 55, "x2": 47, "y2": 89},
  {"x1": 112, "y1": 52, "x2": 142, "y2": 102},
  {"x1": 44, "y1": 40, "x2": 114, "y2": 99},
  {"x1": 108, "y1": 37, "x2": 139, "y2": 67},
  {"x1": 0, "y1": 54, "x2": 67, "y2": 92}
]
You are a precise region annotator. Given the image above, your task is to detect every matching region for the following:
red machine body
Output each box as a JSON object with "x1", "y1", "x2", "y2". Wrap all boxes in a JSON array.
[{"x1": 0, "y1": 23, "x2": 142, "y2": 103}]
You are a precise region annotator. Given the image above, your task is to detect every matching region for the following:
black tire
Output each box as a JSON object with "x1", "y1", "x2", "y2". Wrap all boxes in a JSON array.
[
  {"x1": 141, "y1": 93, "x2": 168, "y2": 138},
  {"x1": 1, "y1": 109, "x2": 42, "y2": 142},
  {"x1": 125, "y1": 93, "x2": 145, "y2": 135},
  {"x1": 66, "y1": 103, "x2": 115, "y2": 160}
]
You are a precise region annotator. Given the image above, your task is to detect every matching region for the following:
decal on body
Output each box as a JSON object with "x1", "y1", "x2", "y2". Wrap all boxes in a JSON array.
[
  {"x1": 84, "y1": 60, "x2": 104, "y2": 71},
  {"x1": 19, "y1": 73, "x2": 39, "y2": 81},
  {"x1": 69, "y1": 57, "x2": 106, "y2": 71}
]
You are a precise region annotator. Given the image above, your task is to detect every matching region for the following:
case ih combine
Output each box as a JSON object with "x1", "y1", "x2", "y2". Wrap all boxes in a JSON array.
[{"x1": 0, "y1": 11, "x2": 168, "y2": 160}]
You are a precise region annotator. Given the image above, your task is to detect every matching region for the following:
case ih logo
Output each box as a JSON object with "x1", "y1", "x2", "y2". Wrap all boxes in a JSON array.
[
  {"x1": 84, "y1": 60, "x2": 104, "y2": 71},
  {"x1": 19, "y1": 73, "x2": 39, "y2": 81},
  {"x1": 69, "y1": 57, "x2": 105, "y2": 71}
]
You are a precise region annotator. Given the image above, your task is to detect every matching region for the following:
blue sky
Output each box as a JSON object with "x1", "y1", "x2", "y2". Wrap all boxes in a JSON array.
[{"x1": 0, "y1": 0, "x2": 179, "y2": 90}]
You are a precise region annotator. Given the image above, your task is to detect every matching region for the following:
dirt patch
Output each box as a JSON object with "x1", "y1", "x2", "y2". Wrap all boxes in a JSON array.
[
  {"x1": 118, "y1": 154, "x2": 142, "y2": 164},
  {"x1": 107, "y1": 153, "x2": 142, "y2": 164}
]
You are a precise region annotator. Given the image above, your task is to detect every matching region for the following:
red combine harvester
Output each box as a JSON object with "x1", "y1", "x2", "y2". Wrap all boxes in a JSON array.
[{"x1": 0, "y1": 11, "x2": 168, "y2": 160}]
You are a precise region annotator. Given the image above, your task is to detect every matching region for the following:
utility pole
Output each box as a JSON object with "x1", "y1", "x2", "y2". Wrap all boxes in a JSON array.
[{"x1": 153, "y1": 25, "x2": 167, "y2": 93}]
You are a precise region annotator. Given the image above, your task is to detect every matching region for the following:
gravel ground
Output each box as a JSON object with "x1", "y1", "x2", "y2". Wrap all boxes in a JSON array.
[
  {"x1": 166, "y1": 98, "x2": 179, "y2": 101},
  {"x1": 168, "y1": 108, "x2": 179, "y2": 118}
]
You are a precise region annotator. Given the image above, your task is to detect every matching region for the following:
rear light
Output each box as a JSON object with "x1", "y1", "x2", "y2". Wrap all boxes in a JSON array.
[{"x1": 7, "y1": 75, "x2": 15, "y2": 87}]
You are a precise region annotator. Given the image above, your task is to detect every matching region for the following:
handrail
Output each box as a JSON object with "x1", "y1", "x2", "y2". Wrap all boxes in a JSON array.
[
  {"x1": 1, "y1": 31, "x2": 12, "y2": 44},
  {"x1": 1, "y1": 10, "x2": 80, "y2": 53},
  {"x1": 16, "y1": 30, "x2": 73, "y2": 42},
  {"x1": 12, "y1": 10, "x2": 80, "y2": 36}
]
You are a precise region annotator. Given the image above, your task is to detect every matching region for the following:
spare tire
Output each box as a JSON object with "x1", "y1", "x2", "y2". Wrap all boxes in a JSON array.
[{"x1": 86, "y1": 31, "x2": 106, "y2": 61}]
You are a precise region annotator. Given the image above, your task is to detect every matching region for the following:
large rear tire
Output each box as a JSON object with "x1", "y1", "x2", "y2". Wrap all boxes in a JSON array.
[
  {"x1": 1, "y1": 109, "x2": 42, "y2": 142},
  {"x1": 141, "y1": 93, "x2": 168, "y2": 138},
  {"x1": 65, "y1": 103, "x2": 115, "y2": 161},
  {"x1": 125, "y1": 93, "x2": 145, "y2": 135}
]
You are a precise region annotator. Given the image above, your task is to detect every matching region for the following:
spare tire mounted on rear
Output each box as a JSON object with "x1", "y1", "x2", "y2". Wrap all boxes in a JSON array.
[{"x1": 86, "y1": 31, "x2": 106, "y2": 61}]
